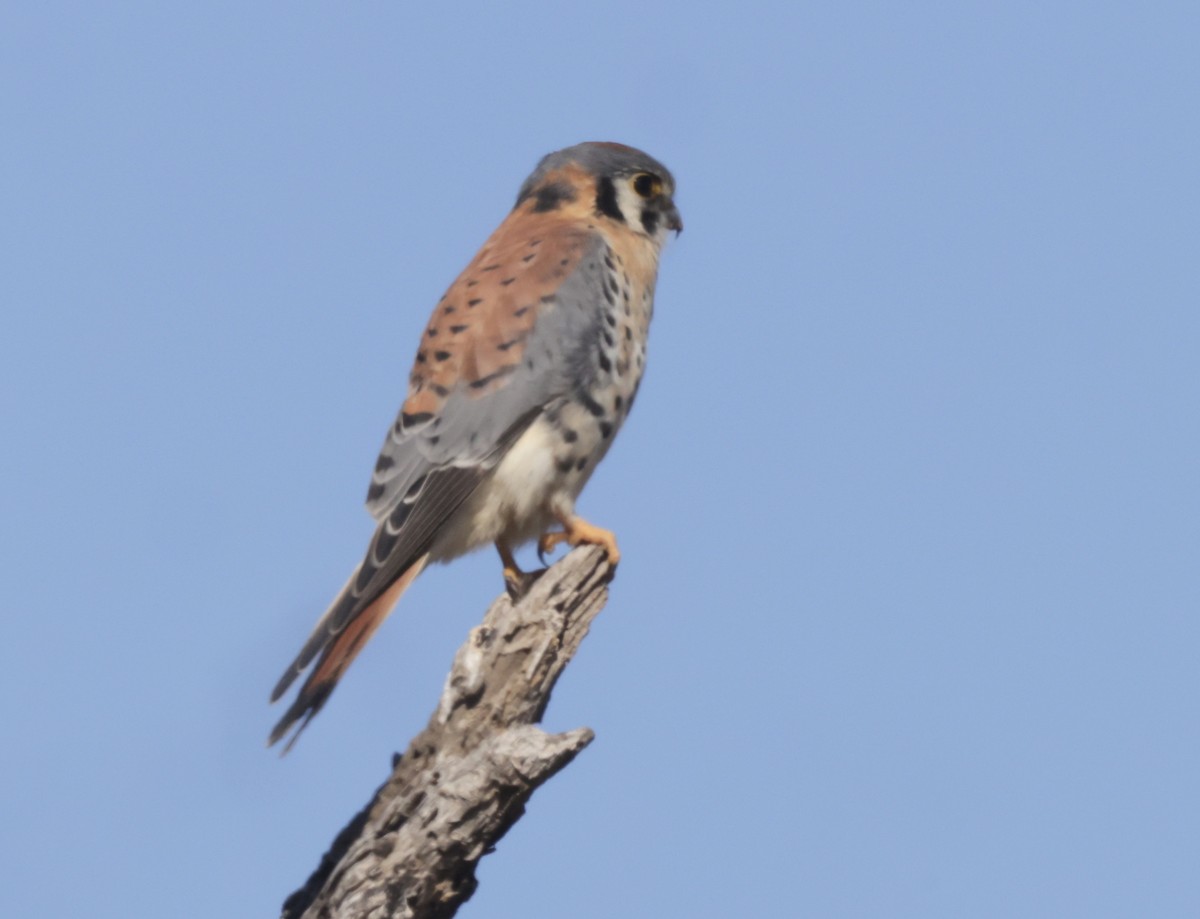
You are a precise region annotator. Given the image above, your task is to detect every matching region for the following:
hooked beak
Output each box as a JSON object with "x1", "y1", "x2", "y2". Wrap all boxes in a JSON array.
[{"x1": 664, "y1": 200, "x2": 683, "y2": 234}]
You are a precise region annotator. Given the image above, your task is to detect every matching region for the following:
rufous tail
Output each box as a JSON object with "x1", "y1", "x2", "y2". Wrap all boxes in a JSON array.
[{"x1": 268, "y1": 554, "x2": 428, "y2": 752}]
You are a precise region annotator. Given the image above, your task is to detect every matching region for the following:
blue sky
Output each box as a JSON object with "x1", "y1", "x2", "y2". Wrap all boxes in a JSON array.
[{"x1": 2, "y1": 2, "x2": 1197, "y2": 917}]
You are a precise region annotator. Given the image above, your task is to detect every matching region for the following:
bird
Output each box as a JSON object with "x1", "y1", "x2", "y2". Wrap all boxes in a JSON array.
[{"x1": 268, "y1": 142, "x2": 681, "y2": 751}]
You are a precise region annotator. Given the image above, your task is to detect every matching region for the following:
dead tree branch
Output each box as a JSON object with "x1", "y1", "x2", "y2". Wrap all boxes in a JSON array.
[{"x1": 281, "y1": 546, "x2": 615, "y2": 919}]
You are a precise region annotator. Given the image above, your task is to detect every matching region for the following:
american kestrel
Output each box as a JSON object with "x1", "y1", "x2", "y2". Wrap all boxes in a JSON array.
[{"x1": 269, "y1": 142, "x2": 681, "y2": 750}]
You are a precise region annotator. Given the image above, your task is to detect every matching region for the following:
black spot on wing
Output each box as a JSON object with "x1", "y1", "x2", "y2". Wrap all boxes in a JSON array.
[
  {"x1": 401, "y1": 412, "x2": 434, "y2": 429},
  {"x1": 469, "y1": 365, "x2": 517, "y2": 390}
]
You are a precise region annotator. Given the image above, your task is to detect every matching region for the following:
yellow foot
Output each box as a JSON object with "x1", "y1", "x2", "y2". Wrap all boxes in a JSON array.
[
  {"x1": 497, "y1": 542, "x2": 546, "y2": 600},
  {"x1": 537, "y1": 516, "x2": 621, "y2": 566}
]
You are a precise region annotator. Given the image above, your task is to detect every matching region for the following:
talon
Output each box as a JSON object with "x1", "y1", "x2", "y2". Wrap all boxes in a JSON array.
[
  {"x1": 537, "y1": 530, "x2": 567, "y2": 565},
  {"x1": 542, "y1": 515, "x2": 621, "y2": 567},
  {"x1": 502, "y1": 565, "x2": 524, "y2": 600},
  {"x1": 497, "y1": 541, "x2": 541, "y2": 600}
]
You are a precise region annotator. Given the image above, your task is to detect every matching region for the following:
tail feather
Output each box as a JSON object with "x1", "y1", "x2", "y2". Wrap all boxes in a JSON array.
[{"x1": 268, "y1": 553, "x2": 429, "y2": 752}]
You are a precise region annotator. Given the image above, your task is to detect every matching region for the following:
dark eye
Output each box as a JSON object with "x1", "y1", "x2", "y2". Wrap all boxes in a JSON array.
[{"x1": 632, "y1": 173, "x2": 659, "y2": 198}]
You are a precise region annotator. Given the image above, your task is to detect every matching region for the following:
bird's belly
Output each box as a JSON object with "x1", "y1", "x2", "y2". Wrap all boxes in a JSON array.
[{"x1": 428, "y1": 414, "x2": 598, "y2": 562}]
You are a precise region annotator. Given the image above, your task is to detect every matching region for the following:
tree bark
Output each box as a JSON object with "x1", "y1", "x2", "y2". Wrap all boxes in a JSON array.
[{"x1": 281, "y1": 545, "x2": 614, "y2": 919}]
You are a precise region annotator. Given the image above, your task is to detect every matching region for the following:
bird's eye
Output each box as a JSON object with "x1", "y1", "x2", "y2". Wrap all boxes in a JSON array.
[{"x1": 632, "y1": 173, "x2": 660, "y2": 198}]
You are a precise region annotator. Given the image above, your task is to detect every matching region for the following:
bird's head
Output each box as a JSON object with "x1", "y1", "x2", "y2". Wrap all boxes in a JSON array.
[{"x1": 516, "y1": 142, "x2": 682, "y2": 246}]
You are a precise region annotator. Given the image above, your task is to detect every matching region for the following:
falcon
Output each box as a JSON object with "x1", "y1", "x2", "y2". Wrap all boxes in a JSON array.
[{"x1": 269, "y1": 142, "x2": 681, "y2": 750}]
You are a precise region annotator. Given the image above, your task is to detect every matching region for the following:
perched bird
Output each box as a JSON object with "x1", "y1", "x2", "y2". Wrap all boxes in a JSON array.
[{"x1": 268, "y1": 142, "x2": 681, "y2": 751}]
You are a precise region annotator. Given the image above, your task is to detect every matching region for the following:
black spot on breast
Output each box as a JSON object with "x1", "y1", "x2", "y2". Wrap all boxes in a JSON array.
[
  {"x1": 434, "y1": 351, "x2": 452, "y2": 362},
  {"x1": 514, "y1": 305, "x2": 531, "y2": 317},
  {"x1": 614, "y1": 395, "x2": 623, "y2": 411},
  {"x1": 532, "y1": 182, "x2": 577, "y2": 212},
  {"x1": 468, "y1": 298, "x2": 483, "y2": 307},
  {"x1": 625, "y1": 326, "x2": 632, "y2": 340},
  {"x1": 602, "y1": 330, "x2": 614, "y2": 347},
  {"x1": 604, "y1": 310, "x2": 617, "y2": 327},
  {"x1": 522, "y1": 253, "x2": 536, "y2": 263},
  {"x1": 416, "y1": 351, "x2": 428, "y2": 363},
  {"x1": 466, "y1": 279, "x2": 479, "y2": 287},
  {"x1": 575, "y1": 457, "x2": 588, "y2": 471},
  {"x1": 598, "y1": 353, "x2": 611, "y2": 373},
  {"x1": 540, "y1": 294, "x2": 556, "y2": 304},
  {"x1": 599, "y1": 421, "x2": 613, "y2": 439},
  {"x1": 557, "y1": 457, "x2": 575, "y2": 474},
  {"x1": 501, "y1": 277, "x2": 516, "y2": 286},
  {"x1": 607, "y1": 277, "x2": 619, "y2": 295},
  {"x1": 562, "y1": 428, "x2": 578, "y2": 443},
  {"x1": 580, "y1": 392, "x2": 605, "y2": 417},
  {"x1": 443, "y1": 305, "x2": 456, "y2": 315},
  {"x1": 595, "y1": 177, "x2": 624, "y2": 222},
  {"x1": 430, "y1": 383, "x2": 450, "y2": 397},
  {"x1": 427, "y1": 435, "x2": 440, "y2": 446},
  {"x1": 449, "y1": 324, "x2": 468, "y2": 334},
  {"x1": 497, "y1": 337, "x2": 523, "y2": 351},
  {"x1": 426, "y1": 328, "x2": 438, "y2": 337},
  {"x1": 603, "y1": 285, "x2": 615, "y2": 305},
  {"x1": 530, "y1": 238, "x2": 542, "y2": 247},
  {"x1": 481, "y1": 264, "x2": 500, "y2": 272}
]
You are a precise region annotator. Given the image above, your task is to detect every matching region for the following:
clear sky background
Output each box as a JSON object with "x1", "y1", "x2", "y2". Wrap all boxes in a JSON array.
[{"x1": 2, "y1": 3, "x2": 1197, "y2": 917}]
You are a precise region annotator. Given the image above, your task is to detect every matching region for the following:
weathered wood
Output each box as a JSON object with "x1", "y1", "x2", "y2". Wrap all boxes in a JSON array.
[{"x1": 282, "y1": 546, "x2": 614, "y2": 919}]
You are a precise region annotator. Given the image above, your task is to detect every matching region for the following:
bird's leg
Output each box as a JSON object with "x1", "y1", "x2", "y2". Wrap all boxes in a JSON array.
[
  {"x1": 537, "y1": 514, "x2": 621, "y2": 567},
  {"x1": 495, "y1": 541, "x2": 545, "y2": 600}
]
